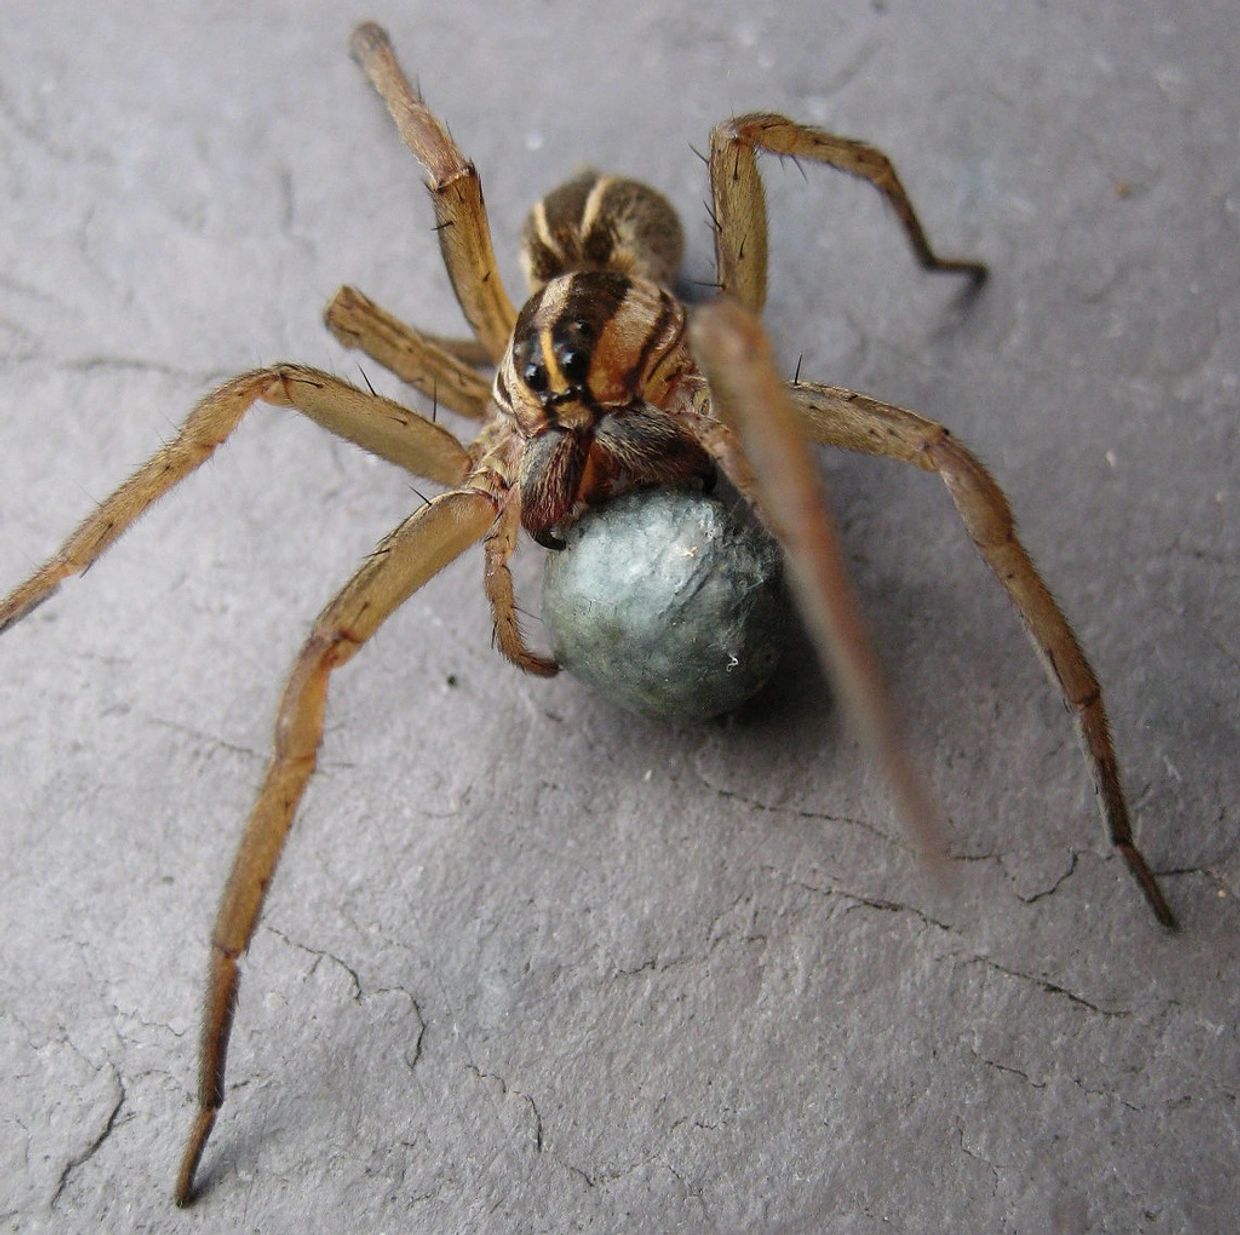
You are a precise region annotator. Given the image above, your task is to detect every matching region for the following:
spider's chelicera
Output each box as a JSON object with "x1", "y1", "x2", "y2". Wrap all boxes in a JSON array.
[{"x1": 0, "y1": 22, "x2": 1176, "y2": 1207}]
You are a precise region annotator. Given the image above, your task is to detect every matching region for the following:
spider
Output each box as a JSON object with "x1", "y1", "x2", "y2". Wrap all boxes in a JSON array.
[{"x1": 0, "y1": 23, "x2": 1176, "y2": 1207}]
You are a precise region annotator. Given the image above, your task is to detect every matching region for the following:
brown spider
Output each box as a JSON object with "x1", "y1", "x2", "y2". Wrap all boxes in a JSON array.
[{"x1": 0, "y1": 23, "x2": 1175, "y2": 1207}]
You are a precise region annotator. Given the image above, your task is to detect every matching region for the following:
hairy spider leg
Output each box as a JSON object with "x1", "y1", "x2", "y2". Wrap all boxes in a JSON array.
[
  {"x1": 709, "y1": 112, "x2": 988, "y2": 313},
  {"x1": 326, "y1": 286, "x2": 494, "y2": 418},
  {"x1": 174, "y1": 487, "x2": 498, "y2": 1205},
  {"x1": 351, "y1": 23, "x2": 517, "y2": 360},
  {"x1": 0, "y1": 366, "x2": 470, "y2": 633},
  {"x1": 689, "y1": 301, "x2": 946, "y2": 869},
  {"x1": 786, "y1": 379, "x2": 1177, "y2": 927}
]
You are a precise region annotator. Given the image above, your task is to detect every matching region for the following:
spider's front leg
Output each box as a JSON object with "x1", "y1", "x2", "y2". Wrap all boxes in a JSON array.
[
  {"x1": 709, "y1": 113, "x2": 987, "y2": 313},
  {"x1": 325, "y1": 285, "x2": 493, "y2": 418},
  {"x1": 175, "y1": 486, "x2": 498, "y2": 1206},
  {"x1": 690, "y1": 302, "x2": 1175, "y2": 927},
  {"x1": 688, "y1": 302, "x2": 945, "y2": 867}
]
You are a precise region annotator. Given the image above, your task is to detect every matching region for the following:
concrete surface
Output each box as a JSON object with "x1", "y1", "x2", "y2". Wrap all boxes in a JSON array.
[{"x1": 1, "y1": 2, "x2": 1236, "y2": 1232}]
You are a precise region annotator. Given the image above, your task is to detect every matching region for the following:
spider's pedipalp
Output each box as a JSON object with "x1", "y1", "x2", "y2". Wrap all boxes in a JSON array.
[{"x1": 483, "y1": 490, "x2": 559, "y2": 676}]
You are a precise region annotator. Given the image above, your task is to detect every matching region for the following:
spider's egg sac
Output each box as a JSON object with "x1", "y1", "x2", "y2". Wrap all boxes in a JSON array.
[{"x1": 541, "y1": 489, "x2": 789, "y2": 720}]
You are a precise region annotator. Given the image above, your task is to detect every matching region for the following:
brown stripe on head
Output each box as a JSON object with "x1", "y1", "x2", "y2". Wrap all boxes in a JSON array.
[
  {"x1": 497, "y1": 270, "x2": 689, "y2": 445},
  {"x1": 588, "y1": 277, "x2": 687, "y2": 406}
]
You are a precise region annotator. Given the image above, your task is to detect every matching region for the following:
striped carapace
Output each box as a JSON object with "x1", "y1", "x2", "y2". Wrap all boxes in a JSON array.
[{"x1": 496, "y1": 197, "x2": 715, "y2": 546}]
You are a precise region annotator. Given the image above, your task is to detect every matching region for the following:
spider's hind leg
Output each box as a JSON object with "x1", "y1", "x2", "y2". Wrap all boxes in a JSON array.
[
  {"x1": 350, "y1": 23, "x2": 517, "y2": 360},
  {"x1": 708, "y1": 112, "x2": 987, "y2": 313}
]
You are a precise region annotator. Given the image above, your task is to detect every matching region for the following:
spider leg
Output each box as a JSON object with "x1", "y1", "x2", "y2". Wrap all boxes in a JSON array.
[
  {"x1": 351, "y1": 23, "x2": 517, "y2": 360},
  {"x1": 786, "y1": 379, "x2": 1176, "y2": 928},
  {"x1": 709, "y1": 113, "x2": 987, "y2": 313},
  {"x1": 325, "y1": 286, "x2": 493, "y2": 418},
  {"x1": 419, "y1": 334, "x2": 494, "y2": 368},
  {"x1": 174, "y1": 486, "x2": 496, "y2": 1206},
  {"x1": 0, "y1": 366, "x2": 471, "y2": 634},
  {"x1": 483, "y1": 490, "x2": 558, "y2": 676},
  {"x1": 689, "y1": 300, "x2": 945, "y2": 869}
]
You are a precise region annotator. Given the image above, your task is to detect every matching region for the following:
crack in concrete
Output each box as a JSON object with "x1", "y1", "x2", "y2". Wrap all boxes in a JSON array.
[
  {"x1": 768, "y1": 870, "x2": 1146, "y2": 1016},
  {"x1": 464, "y1": 1064, "x2": 544, "y2": 1153},
  {"x1": 669, "y1": 1112, "x2": 729, "y2": 1137},
  {"x1": 48, "y1": 1066, "x2": 125, "y2": 1209},
  {"x1": 1014, "y1": 849, "x2": 1080, "y2": 904},
  {"x1": 550, "y1": 1151, "x2": 713, "y2": 1220},
  {"x1": 774, "y1": 869, "x2": 956, "y2": 935},
  {"x1": 691, "y1": 768, "x2": 904, "y2": 851},
  {"x1": 964, "y1": 955, "x2": 1132, "y2": 1018},
  {"x1": 704, "y1": 890, "x2": 771, "y2": 951},
  {"x1": 973, "y1": 1046, "x2": 1147, "y2": 1113},
  {"x1": 610, "y1": 943, "x2": 732, "y2": 978},
  {"x1": 697, "y1": 764, "x2": 1094, "y2": 913},
  {"x1": 147, "y1": 714, "x2": 266, "y2": 763},
  {"x1": 558, "y1": 1157, "x2": 596, "y2": 1189},
  {"x1": 833, "y1": 887, "x2": 954, "y2": 933},
  {"x1": 264, "y1": 924, "x2": 363, "y2": 1003},
  {"x1": 376, "y1": 986, "x2": 427, "y2": 1073},
  {"x1": 1156, "y1": 863, "x2": 1237, "y2": 901},
  {"x1": 970, "y1": 1047, "x2": 1047, "y2": 1091},
  {"x1": 1071, "y1": 1074, "x2": 1142, "y2": 1113},
  {"x1": 59, "y1": 354, "x2": 219, "y2": 381},
  {"x1": 610, "y1": 914, "x2": 769, "y2": 982},
  {"x1": 955, "y1": 1121, "x2": 1005, "y2": 1195},
  {"x1": 658, "y1": 1156, "x2": 712, "y2": 1223}
]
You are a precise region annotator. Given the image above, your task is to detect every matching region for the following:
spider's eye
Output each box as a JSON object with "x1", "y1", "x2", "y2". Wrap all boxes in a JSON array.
[
  {"x1": 558, "y1": 348, "x2": 590, "y2": 384},
  {"x1": 523, "y1": 361, "x2": 549, "y2": 393},
  {"x1": 552, "y1": 317, "x2": 594, "y2": 386}
]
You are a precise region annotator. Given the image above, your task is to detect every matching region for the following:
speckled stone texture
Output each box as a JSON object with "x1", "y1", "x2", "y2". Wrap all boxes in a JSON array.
[
  {"x1": 0, "y1": 3, "x2": 1236, "y2": 1233},
  {"x1": 543, "y1": 489, "x2": 788, "y2": 720}
]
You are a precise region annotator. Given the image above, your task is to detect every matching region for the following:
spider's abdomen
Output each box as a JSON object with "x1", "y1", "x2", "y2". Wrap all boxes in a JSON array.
[{"x1": 519, "y1": 170, "x2": 684, "y2": 292}]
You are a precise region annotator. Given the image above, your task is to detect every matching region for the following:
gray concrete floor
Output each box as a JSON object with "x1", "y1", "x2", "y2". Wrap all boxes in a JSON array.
[{"x1": 1, "y1": 3, "x2": 1236, "y2": 1232}]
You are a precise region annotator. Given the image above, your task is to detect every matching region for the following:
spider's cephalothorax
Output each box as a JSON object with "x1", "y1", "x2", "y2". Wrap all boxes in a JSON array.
[
  {"x1": 495, "y1": 174, "x2": 713, "y2": 547},
  {"x1": 0, "y1": 22, "x2": 1177, "y2": 1207}
]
